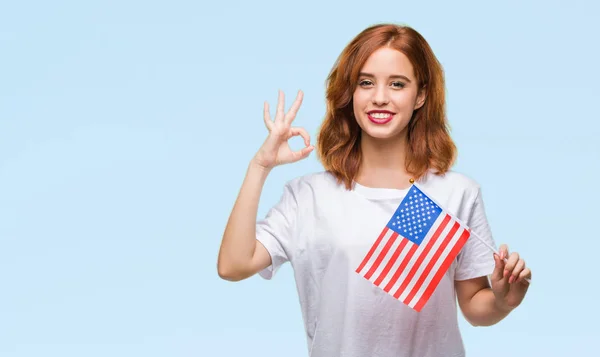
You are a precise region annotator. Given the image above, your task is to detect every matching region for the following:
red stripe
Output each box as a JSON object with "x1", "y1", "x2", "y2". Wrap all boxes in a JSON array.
[
  {"x1": 356, "y1": 227, "x2": 389, "y2": 273},
  {"x1": 383, "y1": 243, "x2": 418, "y2": 292},
  {"x1": 392, "y1": 214, "x2": 451, "y2": 299},
  {"x1": 364, "y1": 231, "x2": 399, "y2": 280},
  {"x1": 402, "y1": 221, "x2": 460, "y2": 304},
  {"x1": 413, "y1": 229, "x2": 471, "y2": 312},
  {"x1": 374, "y1": 238, "x2": 408, "y2": 286}
]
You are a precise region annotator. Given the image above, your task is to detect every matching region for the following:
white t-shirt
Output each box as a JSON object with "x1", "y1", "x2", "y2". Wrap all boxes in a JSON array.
[{"x1": 256, "y1": 169, "x2": 497, "y2": 357}]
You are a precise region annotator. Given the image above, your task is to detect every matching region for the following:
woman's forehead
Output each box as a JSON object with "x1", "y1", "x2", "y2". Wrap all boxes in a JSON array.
[{"x1": 360, "y1": 47, "x2": 415, "y2": 79}]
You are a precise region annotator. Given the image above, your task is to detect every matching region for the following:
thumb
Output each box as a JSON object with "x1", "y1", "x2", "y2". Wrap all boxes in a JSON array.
[{"x1": 491, "y1": 253, "x2": 505, "y2": 281}]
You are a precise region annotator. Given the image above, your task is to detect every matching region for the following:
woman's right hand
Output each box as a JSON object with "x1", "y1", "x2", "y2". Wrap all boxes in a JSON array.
[{"x1": 252, "y1": 90, "x2": 314, "y2": 170}]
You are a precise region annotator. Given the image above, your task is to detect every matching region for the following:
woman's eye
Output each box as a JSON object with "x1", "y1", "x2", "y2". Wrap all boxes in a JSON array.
[
  {"x1": 392, "y1": 82, "x2": 406, "y2": 88},
  {"x1": 359, "y1": 80, "x2": 373, "y2": 86}
]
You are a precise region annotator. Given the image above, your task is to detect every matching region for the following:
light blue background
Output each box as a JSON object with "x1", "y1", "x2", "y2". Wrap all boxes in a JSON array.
[{"x1": 1, "y1": 1, "x2": 598, "y2": 356}]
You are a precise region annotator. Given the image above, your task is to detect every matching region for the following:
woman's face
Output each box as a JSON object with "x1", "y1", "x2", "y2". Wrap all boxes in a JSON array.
[{"x1": 352, "y1": 47, "x2": 426, "y2": 141}]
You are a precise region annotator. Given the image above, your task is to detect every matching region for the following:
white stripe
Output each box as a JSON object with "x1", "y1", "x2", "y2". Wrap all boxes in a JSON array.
[
  {"x1": 375, "y1": 238, "x2": 414, "y2": 288},
  {"x1": 407, "y1": 225, "x2": 466, "y2": 308},
  {"x1": 398, "y1": 216, "x2": 457, "y2": 302},
  {"x1": 385, "y1": 214, "x2": 450, "y2": 296},
  {"x1": 357, "y1": 228, "x2": 394, "y2": 274},
  {"x1": 368, "y1": 229, "x2": 405, "y2": 283}
]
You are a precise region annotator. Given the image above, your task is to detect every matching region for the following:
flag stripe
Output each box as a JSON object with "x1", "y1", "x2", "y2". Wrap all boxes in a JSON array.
[
  {"x1": 383, "y1": 243, "x2": 418, "y2": 292},
  {"x1": 374, "y1": 237, "x2": 409, "y2": 286},
  {"x1": 377, "y1": 238, "x2": 414, "y2": 288},
  {"x1": 355, "y1": 227, "x2": 389, "y2": 273},
  {"x1": 364, "y1": 230, "x2": 399, "y2": 279},
  {"x1": 368, "y1": 230, "x2": 408, "y2": 285},
  {"x1": 392, "y1": 214, "x2": 452, "y2": 298},
  {"x1": 407, "y1": 226, "x2": 468, "y2": 308},
  {"x1": 396, "y1": 216, "x2": 458, "y2": 302},
  {"x1": 382, "y1": 214, "x2": 448, "y2": 293},
  {"x1": 412, "y1": 228, "x2": 471, "y2": 311},
  {"x1": 402, "y1": 220, "x2": 460, "y2": 304}
]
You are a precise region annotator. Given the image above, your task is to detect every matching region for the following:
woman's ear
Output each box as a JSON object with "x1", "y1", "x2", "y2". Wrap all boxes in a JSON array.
[{"x1": 414, "y1": 85, "x2": 427, "y2": 110}]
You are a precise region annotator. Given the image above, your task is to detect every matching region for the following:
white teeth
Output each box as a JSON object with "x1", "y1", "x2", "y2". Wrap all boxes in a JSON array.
[{"x1": 370, "y1": 113, "x2": 392, "y2": 119}]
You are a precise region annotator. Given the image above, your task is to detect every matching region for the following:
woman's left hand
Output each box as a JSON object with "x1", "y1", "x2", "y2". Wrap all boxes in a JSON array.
[{"x1": 490, "y1": 244, "x2": 531, "y2": 312}]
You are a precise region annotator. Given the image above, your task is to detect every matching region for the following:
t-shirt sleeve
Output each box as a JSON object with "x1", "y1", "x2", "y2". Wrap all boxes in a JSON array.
[
  {"x1": 455, "y1": 186, "x2": 498, "y2": 281},
  {"x1": 255, "y1": 182, "x2": 298, "y2": 280}
]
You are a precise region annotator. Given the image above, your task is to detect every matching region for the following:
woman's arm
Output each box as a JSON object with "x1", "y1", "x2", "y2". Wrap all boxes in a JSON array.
[
  {"x1": 455, "y1": 276, "x2": 512, "y2": 326},
  {"x1": 217, "y1": 161, "x2": 274, "y2": 281},
  {"x1": 216, "y1": 90, "x2": 313, "y2": 282}
]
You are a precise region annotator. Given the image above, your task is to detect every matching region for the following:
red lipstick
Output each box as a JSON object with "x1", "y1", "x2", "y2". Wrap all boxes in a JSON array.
[{"x1": 367, "y1": 110, "x2": 395, "y2": 124}]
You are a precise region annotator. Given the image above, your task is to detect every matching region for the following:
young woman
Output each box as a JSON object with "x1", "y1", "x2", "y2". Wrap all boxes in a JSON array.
[{"x1": 217, "y1": 23, "x2": 531, "y2": 357}]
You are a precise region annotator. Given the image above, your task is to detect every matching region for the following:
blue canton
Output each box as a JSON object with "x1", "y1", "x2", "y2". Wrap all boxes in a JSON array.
[{"x1": 386, "y1": 186, "x2": 442, "y2": 245}]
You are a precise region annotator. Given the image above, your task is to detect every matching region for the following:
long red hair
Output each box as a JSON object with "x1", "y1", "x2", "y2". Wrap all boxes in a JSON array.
[{"x1": 316, "y1": 24, "x2": 457, "y2": 189}]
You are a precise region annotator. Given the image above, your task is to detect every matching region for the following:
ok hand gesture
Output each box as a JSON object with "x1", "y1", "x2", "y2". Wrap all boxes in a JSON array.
[{"x1": 253, "y1": 90, "x2": 314, "y2": 170}]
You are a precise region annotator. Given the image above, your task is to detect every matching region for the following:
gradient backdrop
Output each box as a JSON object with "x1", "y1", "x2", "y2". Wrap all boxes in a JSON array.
[{"x1": 1, "y1": 0, "x2": 598, "y2": 356}]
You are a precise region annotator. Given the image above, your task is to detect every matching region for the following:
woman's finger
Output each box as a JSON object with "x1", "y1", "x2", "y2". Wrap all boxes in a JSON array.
[
  {"x1": 517, "y1": 268, "x2": 532, "y2": 284},
  {"x1": 290, "y1": 126, "x2": 311, "y2": 147},
  {"x1": 285, "y1": 90, "x2": 304, "y2": 125},
  {"x1": 498, "y1": 244, "x2": 509, "y2": 260},
  {"x1": 275, "y1": 90, "x2": 285, "y2": 123},
  {"x1": 290, "y1": 145, "x2": 314, "y2": 162},
  {"x1": 263, "y1": 101, "x2": 273, "y2": 130},
  {"x1": 504, "y1": 252, "x2": 520, "y2": 279},
  {"x1": 491, "y1": 253, "x2": 505, "y2": 282},
  {"x1": 509, "y1": 259, "x2": 525, "y2": 284}
]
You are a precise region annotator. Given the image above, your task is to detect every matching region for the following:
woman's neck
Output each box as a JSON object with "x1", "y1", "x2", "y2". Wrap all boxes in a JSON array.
[{"x1": 355, "y1": 132, "x2": 414, "y2": 190}]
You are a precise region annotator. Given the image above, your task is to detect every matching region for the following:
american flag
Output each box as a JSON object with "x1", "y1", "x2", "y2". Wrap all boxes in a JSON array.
[{"x1": 355, "y1": 184, "x2": 471, "y2": 312}]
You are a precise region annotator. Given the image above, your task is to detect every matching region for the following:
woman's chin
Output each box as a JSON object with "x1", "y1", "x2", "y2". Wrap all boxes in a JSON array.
[{"x1": 361, "y1": 126, "x2": 404, "y2": 141}]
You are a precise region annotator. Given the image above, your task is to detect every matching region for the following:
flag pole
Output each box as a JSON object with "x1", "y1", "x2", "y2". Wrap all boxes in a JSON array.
[
  {"x1": 468, "y1": 229, "x2": 531, "y2": 284},
  {"x1": 409, "y1": 179, "x2": 531, "y2": 285}
]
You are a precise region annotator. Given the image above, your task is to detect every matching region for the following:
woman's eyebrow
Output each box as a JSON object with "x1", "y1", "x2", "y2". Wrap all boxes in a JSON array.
[{"x1": 359, "y1": 72, "x2": 412, "y2": 83}]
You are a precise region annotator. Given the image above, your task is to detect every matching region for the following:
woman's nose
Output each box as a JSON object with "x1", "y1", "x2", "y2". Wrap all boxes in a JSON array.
[{"x1": 372, "y1": 86, "x2": 389, "y2": 105}]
